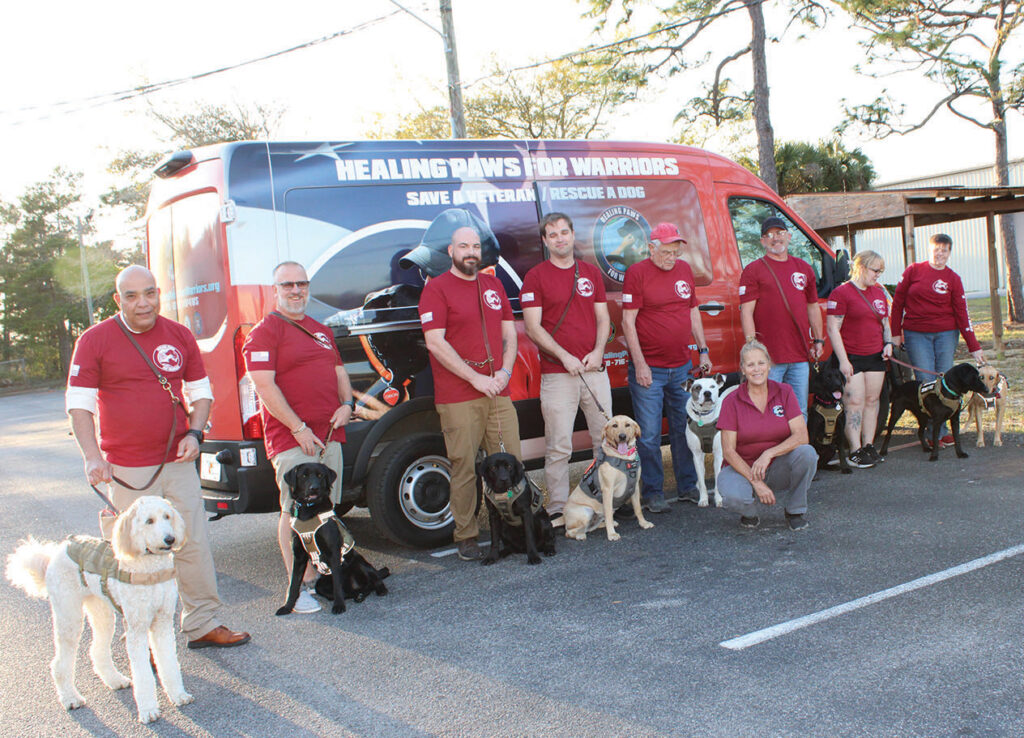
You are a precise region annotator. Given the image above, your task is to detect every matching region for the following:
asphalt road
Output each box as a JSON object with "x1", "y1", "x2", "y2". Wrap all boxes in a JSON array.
[{"x1": 2, "y1": 388, "x2": 1023, "y2": 737}]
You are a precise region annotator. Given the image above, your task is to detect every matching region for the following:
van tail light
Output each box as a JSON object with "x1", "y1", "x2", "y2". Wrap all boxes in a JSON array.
[{"x1": 234, "y1": 325, "x2": 264, "y2": 440}]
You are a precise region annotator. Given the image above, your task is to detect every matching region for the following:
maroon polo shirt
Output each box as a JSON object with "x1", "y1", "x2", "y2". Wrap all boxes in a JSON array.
[{"x1": 718, "y1": 380, "x2": 801, "y2": 467}]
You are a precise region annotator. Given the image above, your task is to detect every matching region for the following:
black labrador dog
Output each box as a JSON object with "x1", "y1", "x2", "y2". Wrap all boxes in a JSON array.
[
  {"x1": 878, "y1": 363, "x2": 990, "y2": 461},
  {"x1": 477, "y1": 452, "x2": 556, "y2": 565},
  {"x1": 275, "y1": 463, "x2": 388, "y2": 615},
  {"x1": 808, "y1": 356, "x2": 851, "y2": 474}
]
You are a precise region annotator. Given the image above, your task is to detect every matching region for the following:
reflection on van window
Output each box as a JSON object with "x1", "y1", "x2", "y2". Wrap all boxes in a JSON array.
[{"x1": 728, "y1": 197, "x2": 823, "y2": 283}]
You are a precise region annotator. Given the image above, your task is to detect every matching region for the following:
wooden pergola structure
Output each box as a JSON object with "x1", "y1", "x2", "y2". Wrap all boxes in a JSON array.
[{"x1": 786, "y1": 186, "x2": 1024, "y2": 352}]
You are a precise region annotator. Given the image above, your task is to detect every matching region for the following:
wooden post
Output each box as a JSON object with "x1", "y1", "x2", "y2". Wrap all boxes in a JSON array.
[
  {"x1": 986, "y1": 212, "x2": 1004, "y2": 355},
  {"x1": 902, "y1": 213, "x2": 916, "y2": 269}
]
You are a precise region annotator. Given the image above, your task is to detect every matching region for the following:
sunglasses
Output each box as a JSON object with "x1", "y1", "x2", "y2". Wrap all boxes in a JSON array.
[{"x1": 277, "y1": 280, "x2": 310, "y2": 289}]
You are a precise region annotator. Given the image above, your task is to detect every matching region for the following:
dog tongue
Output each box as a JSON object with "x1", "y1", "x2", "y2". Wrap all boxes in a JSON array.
[
  {"x1": 832, "y1": 391, "x2": 842, "y2": 399},
  {"x1": 617, "y1": 442, "x2": 629, "y2": 455}
]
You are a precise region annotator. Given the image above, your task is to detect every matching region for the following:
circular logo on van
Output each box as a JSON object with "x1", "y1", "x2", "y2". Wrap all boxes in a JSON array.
[{"x1": 593, "y1": 206, "x2": 651, "y2": 282}]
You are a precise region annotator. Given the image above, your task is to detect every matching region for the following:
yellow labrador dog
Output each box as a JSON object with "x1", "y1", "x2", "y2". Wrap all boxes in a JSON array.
[
  {"x1": 965, "y1": 364, "x2": 1008, "y2": 447},
  {"x1": 563, "y1": 415, "x2": 654, "y2": 541}
]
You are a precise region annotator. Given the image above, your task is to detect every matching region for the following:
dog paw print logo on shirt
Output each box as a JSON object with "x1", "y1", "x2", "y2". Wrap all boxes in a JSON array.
[
  {"x1": 313, "y1": 332, "x2": 333, "y2": 350},
  {"x1": 153, "y1": 345, "x2": 184, "y2": 373},
  {"x1": 932, "y1": 279, "x2": 949, "y2": 295},
  {"x1": 674, "y1": 280, "x2": 692, "y2": 300},
  {"x1": 576, "y1": 277, "x2": 595, "y2": 298},
  {"x1": 483, "y1": 289, "x2": 502, "y2": 310},
  {"x1": 791, "y1": 272, "x2": 807, "y2": 291},
  {"x1": 772, "y1": 404, "x2": 785, "y2": 417}
]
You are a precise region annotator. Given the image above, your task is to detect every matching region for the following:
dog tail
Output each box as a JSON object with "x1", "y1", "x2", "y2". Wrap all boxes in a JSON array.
[{"x1": 5, "y1": 537, "x2": 60, "y2": 599}]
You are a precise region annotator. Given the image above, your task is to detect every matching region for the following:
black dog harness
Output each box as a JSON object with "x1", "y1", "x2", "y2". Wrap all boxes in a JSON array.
[
  {"x1": 65, "y1": 535, "x2": 176, "y2": 615},
  {"x1": 578, "y1": 448, "x2": 640, "y2": 508},
  {"x1": 483, "y1": 476, "x2": 544, "y2": 527},
  {"x1": 810, "y1": 396, "x2": 843, "y2": 445},
  {"x1": 918, "y1": 377, "x2": 963, "y2": 415},
  {"x1": 290, "y1": 511, "x2": 355, "y2": 575},
  {"x1": 687, "y1": 416, "x2": 719, "y2": 454}
]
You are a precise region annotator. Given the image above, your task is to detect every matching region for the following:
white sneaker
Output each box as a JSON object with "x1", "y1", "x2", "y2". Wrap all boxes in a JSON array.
[{"x1": 293, "y1": 587, "x2": 321, "y2": 613}]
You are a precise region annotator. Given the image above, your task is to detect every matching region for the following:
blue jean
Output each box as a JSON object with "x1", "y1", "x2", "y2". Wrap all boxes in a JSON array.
[
  {"x1": 903, "y1": 329, "x2": 958, "y2": 433},
  {"x1": 769, "y1": 362, "x2": 809, "y2": 420},
  {"x1": 628, "y1": 362, "x2": 697, "y2": 498}
]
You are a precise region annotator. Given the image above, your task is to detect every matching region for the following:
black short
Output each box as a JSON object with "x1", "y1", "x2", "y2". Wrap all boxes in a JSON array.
[{"x1": 848, "y1": 352, "x2": 885, "y2": 374}]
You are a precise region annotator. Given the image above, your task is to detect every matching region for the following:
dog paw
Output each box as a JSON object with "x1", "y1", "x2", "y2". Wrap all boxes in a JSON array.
[
  {"x1": 169, "y1": 690, "x2": 195, "y2": 707},
  {"x1": 606, "y1": 532, "x2": 621, "y2": 541},
  {"x1": 527, "y1": 555, "x2": 543, "y2": 565},
  {"x1": 697, "y1": 499, "x2": 709, "y2": 508},
  {"x1": 60, "y1": 692, "x2": 87, "y2": 710},
  {"x1": 101, "y1": 671, "x2": 131, "y2": 691},
  {"x1": 331, "y1": 603, "x2": 346, "y2": 614},
  {"x1": 956, "y1": 450, "x2": 969, "y2": 459},
  {"x1": 137, "y1": 705, "x2": 161, "y2": 724},
  {"x1": 275, "y1": 606, "x2": 293, "y2": 616},
  {"x1": 481, "y1": 556, "x2": 498, "y2": 566},
  {"x1": 994, "y1": 438, "x2": 1002, "y2": 447},
  {"x1": 639, "y1": 521, "x2": 654, "y2": 529}
]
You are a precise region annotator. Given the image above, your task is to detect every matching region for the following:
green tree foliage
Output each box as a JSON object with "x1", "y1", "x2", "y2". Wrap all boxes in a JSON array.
[
  {"x1": 371, "y1": 58, "x2": 639, "y2": 140},
  {"x1": 774, "y1": 139, "x2": 876, "y2": 196},
  {"x1": 584, "y1": 0, "x2": 829, "y2": 193},
  {"x1": 837, "y1": 0, "x2": 1024, "y2": 320},
  {"x1": 0, "y1": 170, "x2": 124, "y2": 378}
]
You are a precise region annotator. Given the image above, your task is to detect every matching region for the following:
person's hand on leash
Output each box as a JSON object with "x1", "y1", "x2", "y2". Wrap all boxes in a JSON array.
[
  {"x1": 882, "y1": 342, "x2": 894, "y2": 360},
  {"x1": 293, "y1": 425, "x2": 325, "y2": 456},
  {"x1": 810, "y1": 342, "x2": 824, "y2": 361},
  {"x1": 581, "y1": 349, "x2": 604, "y2": 372},
  {"x1": 330, "y1": 404, "x2": 353, "y2": 430},
  {"x1": 752, "y1": 479, "x2": 776, "y2": 505},
  {"x1": 175, "y1": 434, "x2": 201, "y2": 463},
  {"x1": 561, "y1": 354, "x2": 586, "y2": 376},
  {"x1": 698, "y1": 352, "x2": 712, "y2": 374},
  {"x1": 85, "y1": 455, "x2": 113, "y2": 486}
]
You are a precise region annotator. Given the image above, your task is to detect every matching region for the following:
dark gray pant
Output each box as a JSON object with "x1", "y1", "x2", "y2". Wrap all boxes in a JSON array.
[{"x1": 718, "y1": 444, "x2": 817, "y2": 518}]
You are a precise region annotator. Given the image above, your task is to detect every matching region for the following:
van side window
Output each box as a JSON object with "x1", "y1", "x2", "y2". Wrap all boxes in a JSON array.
[{"x1": 728, "y1": 197, "x2": 824, "y2": 285}]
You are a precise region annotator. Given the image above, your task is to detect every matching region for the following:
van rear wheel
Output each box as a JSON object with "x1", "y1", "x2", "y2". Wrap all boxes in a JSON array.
[{"x1": 366, "y1": 433, "x2": 454, "y2": 548}]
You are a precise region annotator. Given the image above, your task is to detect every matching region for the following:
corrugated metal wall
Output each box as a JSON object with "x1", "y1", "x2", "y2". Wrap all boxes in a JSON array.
[{"x1": 846, "y1": 158, "x2": 1024, "y2": 293}]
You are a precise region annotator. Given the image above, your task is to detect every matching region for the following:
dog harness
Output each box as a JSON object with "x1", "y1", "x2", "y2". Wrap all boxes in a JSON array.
[
  {"x1": 578, "y1": 448, "x2": 640, "y2": 508},
  {"x1": 687, "y1": 416, "x2": 719, "y2": 454},
  {"x1": 290, "y1": 511, "x2": 355, "y2": 575},
  {"x1": 483, "y1": 476, "x2": 544, "y2": 527},
  {"x1": 810, "y1": 397, "x2": 843, "y2": 445},
  {"x1": 65, "y1": 535, "x2": 176, "y2": 615},
  {"x1": 918, "y1": 378, "x2": 963, "y2": 415}
]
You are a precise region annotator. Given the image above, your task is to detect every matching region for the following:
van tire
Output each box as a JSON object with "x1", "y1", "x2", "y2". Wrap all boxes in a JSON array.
[{"x1": 366, "y1": 433, "x2": 454, "y2": 548}]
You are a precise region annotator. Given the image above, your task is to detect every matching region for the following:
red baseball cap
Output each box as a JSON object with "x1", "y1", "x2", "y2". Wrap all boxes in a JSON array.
[{"x1": 649, "y1": 222, "x2": 687, "y2": 244}]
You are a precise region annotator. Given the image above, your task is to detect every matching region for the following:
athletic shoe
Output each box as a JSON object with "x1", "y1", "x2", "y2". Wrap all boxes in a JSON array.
[
  {"x1": 786, "y1": 513, "x2": 809, "y2": 531},
  {"x1": 293, "y1": 587, "x2": 321, "y2": 614},
  {"x1": 675, "y1": 488, "x2": 700, "y2": 504},
  {"x1": 939, "y1": 434, "x2": 955, "y2": 448},
  {"x1": 739, "y1": 515, "x2": 760, "y2": 529},
  {"x1": 825, "y1": 456, "x2": 841, "y2": 467},
  {"x1": 863, "y1": 443, "x2": 884, "y2": 463},
  {"x1": 847, "y1": 448, "x2": 876, "y2": 468},
  {"x1": 613, "y1": 506, "x2": 635, "y2": 520},
  {"x1": 642, "y1": 493, "x2": 670, "y2": 514},
  {"x1": 548, "y1": 514, "x2": 565, "y2": 528},
  {"x1": 457, "y1": 538, "x2": 485, "y2": 561}
]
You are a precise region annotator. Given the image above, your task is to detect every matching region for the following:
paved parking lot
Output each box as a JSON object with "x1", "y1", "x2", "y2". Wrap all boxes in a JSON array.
[{"x1": 2, "y1": 389, "x2": 1023, "y2": 736}]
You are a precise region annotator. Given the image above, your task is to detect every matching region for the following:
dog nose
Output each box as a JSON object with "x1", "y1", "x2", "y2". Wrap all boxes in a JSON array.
[{"x1": 164, "y1": 534, "x2": 176, "y2": 546}]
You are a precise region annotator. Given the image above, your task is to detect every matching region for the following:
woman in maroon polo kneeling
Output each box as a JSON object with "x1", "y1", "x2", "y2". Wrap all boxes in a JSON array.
[{"x1": 717, "y1": 341, "x2": 817, "y2": 530}]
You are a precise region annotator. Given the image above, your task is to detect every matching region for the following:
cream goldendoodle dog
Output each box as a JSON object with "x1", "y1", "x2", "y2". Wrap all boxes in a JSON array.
[{"x1": 6, "y1": 495, "x2": 193, "y2": 723}]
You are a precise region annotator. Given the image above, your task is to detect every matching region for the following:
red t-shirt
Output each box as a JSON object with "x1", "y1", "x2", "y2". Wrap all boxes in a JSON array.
[
  {"x1": 889, "y1": 261, "x2": 980, "y2": 352},
  {"x1": 520, "y1": 260, "x2": 607, "y2": 374},
  {"x1": 419, "y1": 270, "x2": 514, "y2": 404},
  {"x1": 68, "y1": 316, "x2": 206, "y2": 467},
  {"x1": 622, "y1": 258, "x2": 698, "y2": 368},
  {"x1": 740, "y1": 256, "x2": 818, "y2": 363},
  {"x1": 243, "y1": 314, "x2": 346, "y2": 459},
  {"x1": 827, "y1": 282, "x2": 889, "y2": 356},
  {"x1": 718, "y1": 380, "x2": 801, "y2": 467}
]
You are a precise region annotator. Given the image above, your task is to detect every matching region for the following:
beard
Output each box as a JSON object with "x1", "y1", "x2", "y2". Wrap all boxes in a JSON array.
[
  {"x1": 452, "y1": 256, "x2": 479, "y2": 276},
  {"x1": 276, "y1": 293, "x2": 309, "y2": 316}
]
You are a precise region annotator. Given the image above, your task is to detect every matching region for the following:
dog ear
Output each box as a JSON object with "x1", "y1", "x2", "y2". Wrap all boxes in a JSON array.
[
  {"x1": 111, "y1": 503, "x2": 141, "y2": 559},
  {"x1": 715, "y1": 373, "x2": 725, "y2": 387},
  {"x1": 284, "y1": 466, "x2": 299, "y2": 489},
  {"x1": 632, "y1": 420, "x2": 641, "y2": 439},
  {"x1": 169, "y1": 504, "x2": 187, "y2": 552},
  {"x1": 682, "y1": 378, "x2": 694, "y2": 392},
  {"x1": 326, "y1": 466, "x2": 338, "y2": 486}
]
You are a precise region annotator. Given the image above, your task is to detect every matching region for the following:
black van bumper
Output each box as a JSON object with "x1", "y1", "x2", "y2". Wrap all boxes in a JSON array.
[{"x1": 197, "y1": 441, "x2": 280, "y2": 516}]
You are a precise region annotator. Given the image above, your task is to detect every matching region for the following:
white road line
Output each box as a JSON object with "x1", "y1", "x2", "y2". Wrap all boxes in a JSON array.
[
  {"x1": 720, "y1": 542, "x2": 1024, "y2": 650},
  {"x1": 431, "y1": 542, "x2": 491, "y2": 558}
]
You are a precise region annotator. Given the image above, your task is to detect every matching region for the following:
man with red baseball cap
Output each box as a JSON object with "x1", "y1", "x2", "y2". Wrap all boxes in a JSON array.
[{"x1": 621, "y1": 222, "x2": 712, "y2": 513}]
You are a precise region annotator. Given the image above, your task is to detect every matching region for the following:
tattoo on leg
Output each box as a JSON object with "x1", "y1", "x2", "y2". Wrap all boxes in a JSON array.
[{"x1": 848, "y1": 411, "x2": 862, "y2": 431}]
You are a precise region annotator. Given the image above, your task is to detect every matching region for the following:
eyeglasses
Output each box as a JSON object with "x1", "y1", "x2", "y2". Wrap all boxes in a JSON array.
[
  {"x1": 277, "y1": 280, "x2": 310, "y2": 289},
  {"x1": 868, "y1": 267, "x2": 884, "y2": 275}
]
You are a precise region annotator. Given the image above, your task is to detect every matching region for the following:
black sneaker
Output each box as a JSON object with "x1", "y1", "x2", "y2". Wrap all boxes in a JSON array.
[
  {"x1": 676, "y1": 488, "x2": 700, "y2": 504},
  {"x1": 456, "y1": 538, "x2": 484, "y2": 561},
  {"x1": 847, "y1": 448, "x2": 876, "y2": 468},
  {"x1": 863, "y1": 443, "x2": 884, "y2": 463},
  {"x1": 642, "y1": 493, "x2": 670, "y2": 514},
  {"x1": 786, "y1": 513, "x2": 809, "y2": 531},
  {"x1": 613, "y1": 505, "x2": 635, "y2": 520},
  {"x1": 739, "y1": 515, "x2": 760, "y2": 529}
]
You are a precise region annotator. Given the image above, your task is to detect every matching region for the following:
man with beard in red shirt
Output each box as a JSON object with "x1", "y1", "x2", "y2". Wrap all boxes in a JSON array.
[{"x1": 419, "y1": 225, "x2": 521, "y2": 562}]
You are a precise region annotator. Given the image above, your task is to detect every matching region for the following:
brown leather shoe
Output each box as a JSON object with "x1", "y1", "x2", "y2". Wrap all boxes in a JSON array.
[
  {"x1": 187, "y1": 625, "x2": 251, "y2": 650},
  {"x1": 456, "y1": 538, "x2": 484, "y2": 561}
]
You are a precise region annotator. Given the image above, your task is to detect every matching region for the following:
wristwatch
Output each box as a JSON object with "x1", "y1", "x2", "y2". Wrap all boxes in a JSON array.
[
  {"x1": 186, "y1": 429, "x2": 204, "y2": 443},
  {"x1": 812, "y1": 338, "x2": 825, "y2": 345}
]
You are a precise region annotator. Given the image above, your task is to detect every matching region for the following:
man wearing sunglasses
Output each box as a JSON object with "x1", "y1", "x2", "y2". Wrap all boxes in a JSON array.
[{"x1": 244, "y1": 261, "x2": 354, "y2": 614}]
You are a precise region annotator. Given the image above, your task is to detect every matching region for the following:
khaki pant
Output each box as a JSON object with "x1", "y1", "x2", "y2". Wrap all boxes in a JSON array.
[
  {"x1": 109, "y1": 462, "x2": 222, "y2": 640},
  {"x1": 270, "y1": 442, "x2": 344, "y2": 508},
  {"x1": 436, "y1": 396, "x2": 521, "y2": 542},
  {"x1": 540, "y1": 370, "x2": 612, "y2": 514}
]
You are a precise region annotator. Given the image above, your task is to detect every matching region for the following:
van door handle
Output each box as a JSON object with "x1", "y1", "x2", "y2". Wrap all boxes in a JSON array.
[{"x1": 699, "y1": 301, "x2": 725, "y2": 316}]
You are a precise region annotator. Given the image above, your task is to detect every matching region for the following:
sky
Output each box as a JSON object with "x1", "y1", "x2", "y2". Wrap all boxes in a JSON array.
[{"x1": 2, "y1": 0, "x2": 1021, "y2": 240}]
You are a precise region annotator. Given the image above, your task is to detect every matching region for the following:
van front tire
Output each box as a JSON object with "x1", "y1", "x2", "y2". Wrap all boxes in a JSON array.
[{"x1": 366, "y1": 433, "x2": 455, "y2": 548}]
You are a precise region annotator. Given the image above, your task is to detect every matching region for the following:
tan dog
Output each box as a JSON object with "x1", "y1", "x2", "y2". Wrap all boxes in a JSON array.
[
  {"x1": 964, "y1": 364, "x2": 1008, "y2": 447},
  {"x1": 563, "y1": 415, "x2": 654, "y2": 541}
]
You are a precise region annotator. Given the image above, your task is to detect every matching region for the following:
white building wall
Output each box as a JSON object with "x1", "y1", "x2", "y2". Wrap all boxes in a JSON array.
[{"x1": 851, "y1": 158, "x2": 1024, "y2": 292}]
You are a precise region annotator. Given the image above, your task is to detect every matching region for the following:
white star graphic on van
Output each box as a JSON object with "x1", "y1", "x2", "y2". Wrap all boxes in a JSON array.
[{"x1": 294, "y1": 143, "x2": 343, "y2": 162}]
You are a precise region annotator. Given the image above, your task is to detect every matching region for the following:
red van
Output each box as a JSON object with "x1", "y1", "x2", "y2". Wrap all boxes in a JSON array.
[{"x1": 146, "y1": 139, "x2": 844, "y2": 547}]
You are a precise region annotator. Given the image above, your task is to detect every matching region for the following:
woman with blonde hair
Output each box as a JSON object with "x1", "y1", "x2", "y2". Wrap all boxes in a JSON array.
[
  {"x1": 718, "y1": 341, "x2": 817, "y2": 530},
  {"x1": 826, "y1": 250, "x2": 893, "y2": 468}
]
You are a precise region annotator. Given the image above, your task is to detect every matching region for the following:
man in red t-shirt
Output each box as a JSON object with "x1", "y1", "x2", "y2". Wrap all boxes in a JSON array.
[
  {"x1": 522, "y1": 212, "x2": 611, "y2": 524},
  {"x1": 244, "y1": 261, "x2": 355, "y2": 614},
  {"x1": 419, "y1": 225, "x2": 521, "y2": 562},
  {"x1": 66, "y1": 265, "x2": 249, "y2": 649},
  {"x1": 739, "y1": 216, "x2": 825, "y2": 418},
  {"x1": 621, "y1": 222, "x2": 712, "y2": 513}
]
